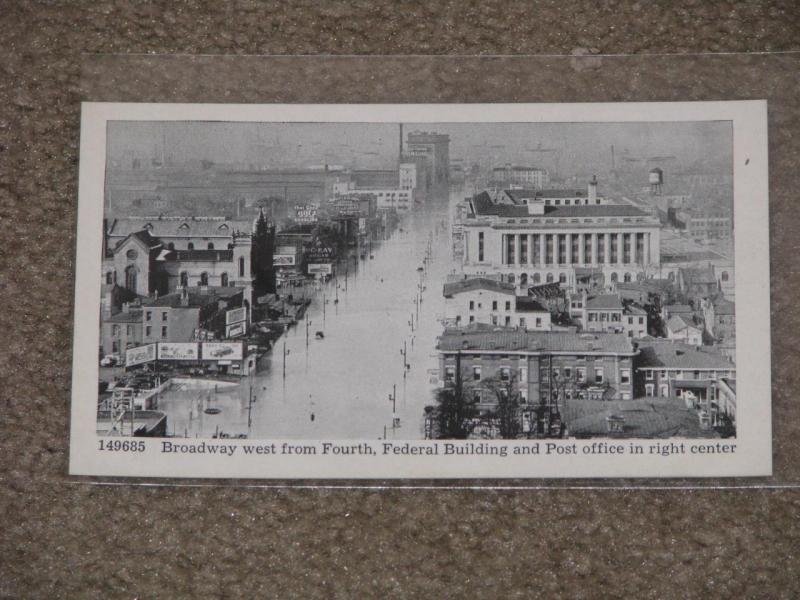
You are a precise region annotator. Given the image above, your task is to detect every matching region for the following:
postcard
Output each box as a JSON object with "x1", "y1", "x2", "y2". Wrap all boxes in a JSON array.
[{"x1": 69, "y1": 101, "x2": 770, "y2": 478}]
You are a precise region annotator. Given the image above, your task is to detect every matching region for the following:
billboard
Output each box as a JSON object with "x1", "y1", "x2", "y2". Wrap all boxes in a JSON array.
[
  {"x1": 307, "y1": 263, "x2": 333, "y2": 275},
  {"x1": 294, "y1": 204, "x2": 318, "y2": 223},
  {"x1": 202, "y1": 342, "x2": 243, "y2": 361},
  {"x1": 158, "y1": 342, "x2": 199, "y2": 361},
  {"x1": 226, "y1": 307, "x2": 247, "y2": 326},
  {"x1": 274, "y1": 254, "x2": 296, "y2": 266},
  {"x1": 225, "y1": 322, "x2": 246, "y2": 339},
  {"x1": 125, "y1": 343, "x2": 156, "y2": 367}
]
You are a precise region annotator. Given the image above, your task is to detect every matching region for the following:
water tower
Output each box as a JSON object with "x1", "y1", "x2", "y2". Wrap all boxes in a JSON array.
[{"x1": 649, "y1": 167, "x2": 664, "y2": 195}]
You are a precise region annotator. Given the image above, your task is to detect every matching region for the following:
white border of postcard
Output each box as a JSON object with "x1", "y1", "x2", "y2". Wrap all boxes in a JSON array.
[{"x1": 70, "y1": 101, "x2": 771, "y2": 479}]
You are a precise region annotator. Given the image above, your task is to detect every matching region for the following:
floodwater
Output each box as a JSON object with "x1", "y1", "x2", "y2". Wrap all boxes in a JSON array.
[{"x1": 160, "y1": 185, "x2": 462, "y2": 440}]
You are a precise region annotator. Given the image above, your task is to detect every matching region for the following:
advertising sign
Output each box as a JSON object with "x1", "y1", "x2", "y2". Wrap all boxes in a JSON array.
[
  {"x1": 274, "y1": 254, "x2": 296, "y2": 266},
  {"x1": 306, "y1": 242, "x2": 334, "y2": 262},
  {"x1": 294, "y1": 204, "x2": 318, "y2": 223},
  {"x1": 157, "y1": 342, "x2": 199, "y2": 361},
  {"x1": 225, "y1": 322, "x2": 246, "y2": 339},
  {"x1": 202, "y1": 342, "x2": 243, "y2": 361},
  {"x1": 307, "y1": 263, "x2": 333, "y2": 275},
  {"x1": 225, "y1": 307, "x2": 247, "y2": 326},
  {"x1": 276, "y1": 245, "x2": 297, "y2": 255},
  {"x1": 125, "y1": 343, "x2": 156, "y2": 367}
]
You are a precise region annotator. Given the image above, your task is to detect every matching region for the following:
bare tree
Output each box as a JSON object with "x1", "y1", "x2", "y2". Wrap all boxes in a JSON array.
[{"x1": 432, "y1": 352, "x2": 478, "y2": 439}]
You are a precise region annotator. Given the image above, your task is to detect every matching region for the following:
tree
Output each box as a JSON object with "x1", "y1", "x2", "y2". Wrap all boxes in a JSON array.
[
  {"x1": 252, "y1": 207, "x2": 276, "y2": 296},
  {"x1": 483, "y1": 373, "x2": 523, "y2": 439},
  {"x1": 433, "y1": 352, "x2": 478, "y2": 439}
]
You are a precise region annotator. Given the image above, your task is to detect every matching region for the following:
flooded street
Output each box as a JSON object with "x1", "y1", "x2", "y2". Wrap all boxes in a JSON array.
[{"x1": 160, "y1": 186, "x2": 461, "y2": 440}]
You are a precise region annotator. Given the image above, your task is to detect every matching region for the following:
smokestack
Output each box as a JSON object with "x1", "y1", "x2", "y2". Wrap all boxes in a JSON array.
[
  {"x1": 588, "y1": 175, "x2": 598, "y2": 204},
  {"x1": 399, "y1": 123, "x2": 403, "y2": 160}
]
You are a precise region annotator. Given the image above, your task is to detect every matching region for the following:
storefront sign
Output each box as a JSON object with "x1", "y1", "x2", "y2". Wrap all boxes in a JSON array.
[
  {"x1": 225, "y1": 307, "x2": 247, "y2": 326},
  {"x1": 202, "y1": 342, "x2": 243, "y2": 361},
  {"x1": 274, "y1": 254, "x2": 296, "y2": 266},
  {"x1": 157, "y1": 342, "x2": 199, "y2": 361},
  {"x1": 307, "y1": 263, "x2": 333, "y2": 275},
  {"x1": 125, "y1": 343, "x2": 156, "y2": 367},
  {"x1": 225, "y1": 322, "x2": 246, "y2": 339},
  {"x1": 294, "y1": 204, "x2": 318, "y2": 223}
]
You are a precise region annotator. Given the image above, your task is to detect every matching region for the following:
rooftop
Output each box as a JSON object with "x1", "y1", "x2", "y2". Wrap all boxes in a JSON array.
[
  {"x1": 664, "y1": 304, "x2": 694, "y2": 314},
  {"x1": 438, "y1": 326, "x2": 635, "y2": 355},
  {"x1": 681, "y1": 267, "x2": 717, "y2": 285},
  {"x1": 470, "y1": 192, "x2": 650, "y2": 219},
  {"x1": 713, "y1": 298, "x2": 736, "y2": 315},
  {"x1": 636, "y1": 341, "x2": 733, "y2": 370},
  {"x1": 514, "y1": 297, "x2": 549, "y2": 313},
  {"x1": 107, "y1": 217, "x2": 252, "y2": 238},
  {"x1": 443, "y1": 277, "x2": 515, "y2": 298},
  {"x1": 586, "y1": 294, "x2": 624, "y2": 311},
  {"x1": 142, "y1": 287, "x2": 243, "y2": 309},
  {"x1": 158, "y1": 249, "x2": 234, "y2": 262},
  {"x1": 666, "y1": 315, "x2": 692, "y2": 332},
  {"x1": 528, "y1": 282, "x2": 563, "y2": 299}
]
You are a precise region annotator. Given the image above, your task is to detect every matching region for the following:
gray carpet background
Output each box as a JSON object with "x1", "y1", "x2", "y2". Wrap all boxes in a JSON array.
[{"x1": 2, "y1": 3, "x2": 800, "y2": 598}]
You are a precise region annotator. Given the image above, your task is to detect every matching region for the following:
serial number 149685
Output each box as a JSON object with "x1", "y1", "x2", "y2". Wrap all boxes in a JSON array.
[{"x1": 98, "y1": 440, "x2": 146, "y2": 452}]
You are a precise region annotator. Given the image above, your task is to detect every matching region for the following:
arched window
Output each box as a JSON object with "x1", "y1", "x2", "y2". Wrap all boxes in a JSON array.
[
  {"x1": 239, "y1": 256, "x2": 245, "y2": 277},
  {"x1": 546, "y1": 273, "x2": 554, "y2": 283},
  {"x1": 532, "y1": 273, "x2": 541, "y2": 284},
  {"x1": 623, "y1": 272, "x2": 632, "y2": 283},
  {"x1": 167, "y1": 242, "x2": 175, "y2": 250},
  {"x1": 220, "y1": 272, "x2": 229, "y2": 287},
  {"x1": 636, "y1": 272, "x2": 644, "y2": 282},
  {"x1": 126, "y1": 248, "x2": 138, "y2": 260},
  {"x1": 508, "y1": 273, "x2": 515, "y2": 284},
  {"x1": 721, "y1": 271, "x2": 729, "y2": 282},
  {"x1": 668, "y1": 271, "x2": 675, "y2": 281},
  {"x1": 610, "y1": 272, "x2": 618, "y2": 283},
  {"x1": 208, "y1": 242, "x2": 215, "y2": 250},
  {"x1": 187, "y1": 242, "x2": 194, "y2": 250},
  {"x1": 227, "y1": 243, "x2": 234, "y2": 250},
  {"x1": 558, "y1": 273, "x2": 567, "y2": 283},
  {"x1": 124, "y1": 265, "x2": 137, "y2": 292},
  {"x1": 519, "y1": 273, "x2": 528, "y2": 286},
  {"x1": 105, "y1": 271, "x2": 114, "y2": 284},
  {"x1": 199, "y1": 272, "x2": 209, "y2": 286},
  {"x1": 179, "y1": 272, "x2": 188, "y2": 287}
]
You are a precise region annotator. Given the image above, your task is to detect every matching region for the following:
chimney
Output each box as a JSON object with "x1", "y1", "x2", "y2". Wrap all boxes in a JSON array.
[
  {"x1": 122, "y1": 301, "x2": 129, "y2": 314},
  {"x1": 180, "y1": 287, "x2": 190, "y2": 307},
  {"x1": 588, "y1": 175, "x2": 598, "y2": 204}
]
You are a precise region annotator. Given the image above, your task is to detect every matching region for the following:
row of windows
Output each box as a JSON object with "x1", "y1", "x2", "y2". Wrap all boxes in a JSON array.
[
  {"x1": 454, "y1": 315, "x2": 544, "y2": 328},
  {"x1": 643, "y1": 369, "x2": 734, "y2": 380},
  {"x1": 469, "y1": 300, "x2": 512, "y2": 311},
  {"x1": 445, "y1": 365, "x2": 630, "y2": 385},
  {"x1": 145, "y1": 326, "x2": 168, "y2": 338}
]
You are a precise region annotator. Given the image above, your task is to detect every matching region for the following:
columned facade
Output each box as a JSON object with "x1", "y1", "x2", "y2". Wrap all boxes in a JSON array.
[{"x1": 465, "y1": 225, "x2": 661, "y2": 291}]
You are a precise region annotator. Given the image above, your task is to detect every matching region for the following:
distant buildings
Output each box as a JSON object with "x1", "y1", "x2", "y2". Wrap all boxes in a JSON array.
[
  {"x1": 491, "y1": 165, "x2": 549, "y2": 189},
  {"x1": 405, "y1": 131, "x2": 450, "y2": 188},
  {"x1": 579, "y1": 294, "x2": 648, "y2": 339},
  {"x1": 665, "y1": 314, "x2": 703, "y2": 346}
]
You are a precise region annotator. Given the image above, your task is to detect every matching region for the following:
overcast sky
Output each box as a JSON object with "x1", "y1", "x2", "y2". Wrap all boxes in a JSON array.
[{"x1": 107, "y1": 120, "x2": 732, "y2": 176}]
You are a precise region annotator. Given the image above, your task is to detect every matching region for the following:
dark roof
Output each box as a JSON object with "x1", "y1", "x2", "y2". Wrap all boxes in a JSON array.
[
  {"x1": 161, "y1": 249, "x2": 234, "y2": 262},
  {"x1": 666, "y1": 315, "x2": 692, "y2": 332},
  {"x1": 470, "y1": 192, "x2": 649, "y2": 219},
  {"x1": 114, "y1": 229, "x2": 162, "y2": 251},
  {"x1": 713, "y1": 298, "x2": 735, "y2": 315},
  {"x1": 438, "y1": 327, "x2": 635, "y2": 355},
  {"x1": 514, "y1": 297, "x2": 549, "y2": 313},
  {"x1": 443, "y1": 277, "x2": 515, "y2": 297},
  {"x1": 108, "y1": 218, "x2": 251, "y2": 238},
  {"x1": 143, "y1": 287, "x2": 242, "y2": 308},
  {"x1": 680, "y1": 267, "x2": 717, "y2": 285},
  {"x1": 636, "y1": 341, "x2": 733, "y2": 370},
  {"x1": 586, "y1": 295, "x2": 624, "y2": 311},
  {"x1": 528, "y1": 282, "x2": 563, "y2": 299},
  {"x1": 720, "y1": 378, "x2": 736, "y2": 394},
  {"x1": 105, "y1": 309, "x2": 143, "y2": 323},
  {"x1": 664, "y1": 304, "x2": 694, "y2": 314}
]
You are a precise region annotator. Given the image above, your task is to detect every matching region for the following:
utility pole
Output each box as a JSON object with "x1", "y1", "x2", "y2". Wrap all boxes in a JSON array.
[{"x1": 283, "y1": 341, "x2": 287, "y2": 378}]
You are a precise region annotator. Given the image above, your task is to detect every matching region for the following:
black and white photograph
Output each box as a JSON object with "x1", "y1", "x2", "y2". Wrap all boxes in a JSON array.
[{"x1": 70, "y1": 102, "x2": 771, "y2": 478}]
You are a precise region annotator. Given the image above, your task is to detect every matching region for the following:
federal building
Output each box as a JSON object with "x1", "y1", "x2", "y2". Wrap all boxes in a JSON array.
[{"x1": 458, "y1": 180, "x2": 662, "y2": 290}]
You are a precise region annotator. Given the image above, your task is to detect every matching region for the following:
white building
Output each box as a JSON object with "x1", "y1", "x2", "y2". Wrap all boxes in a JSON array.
[
  {"x1": 665, "y1": 315, "x2": 703, "y2": 346},
  {"x1": 443, "y1": 277, "x2": 551, "y2": 331},
  {"x1": 491, "y1": 165, "x2": 550, "y2": 188},
  {"x1": 459, "y1": 183, "x2": 662, "y2": 291}
]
